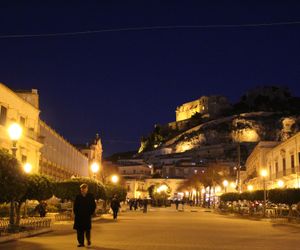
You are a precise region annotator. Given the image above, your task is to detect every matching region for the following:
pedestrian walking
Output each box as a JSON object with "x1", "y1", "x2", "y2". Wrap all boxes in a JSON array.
[
  {"x1": 143, "y1": 197, "x2": 148, "y2": 213},
  {"x1": 73, "y1": 183, "x2": 96, "y2": 247},
  {"x1": 175, "y1": 199, "x2": 180, "y2": 210},
  {"x1": 129, "y1": 199, "x2": 133, "y2": 210},
  {"x1": 35, "y1": 201, "x2": 47, "y2": 217},
  {"x1": 111, "y1": 194, "x2": 121, "y2": 220},
  {"x1": 133, "y1": 199, "x2": 138, "y2": 211}
]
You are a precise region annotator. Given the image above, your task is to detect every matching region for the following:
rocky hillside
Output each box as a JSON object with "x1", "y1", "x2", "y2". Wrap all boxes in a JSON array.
[{"x1": 138, "y1": 86, "x2": 300, "y2": 161}]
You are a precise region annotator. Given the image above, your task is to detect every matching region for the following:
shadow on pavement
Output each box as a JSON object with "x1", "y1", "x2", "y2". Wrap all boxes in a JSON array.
[
  {"x1": 1, "y1": 241, "x2": 50, "y2": 250},
  {"x1": 94, "y1": 219, "x2": 118, "y2": 224},
  {"x1": 87, "y1": 247, "x2": 121, "y2": 250}
]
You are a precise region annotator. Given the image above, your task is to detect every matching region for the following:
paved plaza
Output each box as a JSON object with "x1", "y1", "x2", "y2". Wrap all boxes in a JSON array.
[{"x1": 2, "y1": 207, "x2": 300, "y2": 250}]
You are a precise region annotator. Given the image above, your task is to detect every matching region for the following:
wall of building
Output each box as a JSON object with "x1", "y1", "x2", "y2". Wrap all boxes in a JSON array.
[
  {"x1": 125, "y1": 178, "x2": 185, "y2": 199},
  {"x1": 175, "y1": 95, "x2": 230, "y2": 122},
  {"x1": 39, "y1": 120, "x2": 88, "y2": 180},
  {"x1": 0, "y1": 83, "x2": 42, "y2": 173},
  {"x1": 245, "y1": 135, "x2": 300, "y2": 190},
  {"x1": 77, "y1": 135, "x2": 103, "y2": 179}
]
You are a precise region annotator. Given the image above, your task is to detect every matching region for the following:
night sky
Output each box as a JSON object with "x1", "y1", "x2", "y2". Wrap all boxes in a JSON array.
[{"x1": 1, "y1": 1, "x2": 300, "y2": 156}]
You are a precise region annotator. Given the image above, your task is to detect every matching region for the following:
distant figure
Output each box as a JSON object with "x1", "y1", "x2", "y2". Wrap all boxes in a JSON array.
[
  {"x1": 35, "y1": 201, "x2": 47, "y2": 217},
  {"x1": 129, "y1": 199, "x2": 133, "y2": 210},
  {"x1": 73, "y1": 183, "x2": 96, "y2": 247},
  {"x1": 133, "y1": 199, "x2": 138, "y2": 211},
  {"x1": 143, "y1": 197, "x2": 148, "y2": 213},
  {"x1": 175, "y1": 199, "x2": 180, "y2": 210},
  {"x1": 111, "y1": 194, "x2": 121, "y2": 219}
]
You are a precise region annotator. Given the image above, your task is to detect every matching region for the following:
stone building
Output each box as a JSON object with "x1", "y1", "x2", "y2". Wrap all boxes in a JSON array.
[
  {"x1": 124, "y1": 178, "x2": 185, "y2": 199},
  {"x1": 76, "y1": 134, "x2": 103, "y2": 179},
  {"x1": 117, "y1": 159, "x2": 152, "y2": 180},
  {"x1": 175, "y1": 95, "x2": 231, "y2": 122},
  {"x1": 39, "y1": 120, "x2": 89, "y2": 180},
  {"x1": 0, "y1": 83, "x2": 42, "y2": 172},
  {"x1": 245, "y1": 133, "x2": 300, "y2": 190}
]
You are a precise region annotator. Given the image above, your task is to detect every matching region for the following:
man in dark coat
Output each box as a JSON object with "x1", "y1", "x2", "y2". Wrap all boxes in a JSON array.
[
  {"x1": 110, "y1": 194, "x2": 121, "y2": 219},
  {"x1": 73, "y1": 183, "x2": 96, "y2": 247}
]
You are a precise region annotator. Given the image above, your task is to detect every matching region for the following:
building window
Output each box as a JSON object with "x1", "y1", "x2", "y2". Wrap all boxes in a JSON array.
[
  {"x1": 275, "y1": 162, "x2": 278, "y2": 178},
  {"x1": 282, "y1": 158, "x2": 286, "y2": 176},
  {"x1": 133, "y1": 170, "x2": 136, "y2": 174},
  {"x1": 20, "y1": 116, "x2": 26, "y2": 126},
  {"x1": 0, "y1": 106, "x2": 7, "y2": 125},
  {"x1": 291, "y1": 155, "x2": 295, "y2": 173},
  {"x1": 21, "y1": 155, "x2": 27, "y2": 163}
]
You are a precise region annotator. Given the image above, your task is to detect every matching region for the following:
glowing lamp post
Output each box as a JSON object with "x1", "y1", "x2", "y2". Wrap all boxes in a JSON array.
[
  {"x1": 91, "y1": 162, "x2": 100, "y2": 179},
  {"x1": 223, "y1": 180, "x2": 229, "y2": 193},
  {"x1": 8, "y1": 123, "x2": 22, "y2": 157},
  {"x1": 260, "y1": 169, "x2": 268, "y2": 217},
  {"x1": 111, "y1": 175, "x2": 119, "y2": 184},
  {"x1": 7, "y1": 123, "x2": 22, "y2": 232},
  {"x1": 247, "y1": 185, "x2": 254, "y2": 191},
  {"x1": 277, "y1": 180, "x2": 284, "y2": 188},
  {"x1": 23, "y1": 163, "x2": 32, "y2": 174}
]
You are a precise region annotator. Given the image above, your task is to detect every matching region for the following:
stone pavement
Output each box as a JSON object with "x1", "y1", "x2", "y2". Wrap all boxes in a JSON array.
[{"x1": 2, "y1": 206, "x2": 300, "y2": 250}]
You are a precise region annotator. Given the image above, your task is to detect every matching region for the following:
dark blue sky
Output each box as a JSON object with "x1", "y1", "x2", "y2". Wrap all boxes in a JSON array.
[{"x1": 1, "y1": 1, "x2": 300, "y2": 156}]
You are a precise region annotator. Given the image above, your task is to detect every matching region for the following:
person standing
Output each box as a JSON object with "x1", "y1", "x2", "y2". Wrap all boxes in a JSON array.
[
  {"x1": 143, "y1": 197, "x2": 148, "y2": 213},
  {"x1": 73, "y1": 183, "x2": 96, "y2": 247},
  {"x1": 110, "y1": 194, "x2": 121, "y2": 220},
  {"x1": 175, "y1": 199, "x2": 180, "y2": 210}
]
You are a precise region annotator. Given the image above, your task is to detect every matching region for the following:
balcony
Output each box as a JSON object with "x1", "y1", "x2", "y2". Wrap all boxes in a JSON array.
[
  {"x1": 25, "y1": 128, "x2": 44, "y2": 143},
  {"x1": 270, "y1": 168, "x2": 297, "y2": 180}
]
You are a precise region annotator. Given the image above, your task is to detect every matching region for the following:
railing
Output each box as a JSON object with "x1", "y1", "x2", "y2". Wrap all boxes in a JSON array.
[
  {"x1": 0, "y1": 217, "x2": 51, "y2": 236},
  {"x1": 54, "y1": 211, "x2": 73, "y2": 221},
  {"x1": 270, "y1": 169, "x2": 297, "y2": 180}
]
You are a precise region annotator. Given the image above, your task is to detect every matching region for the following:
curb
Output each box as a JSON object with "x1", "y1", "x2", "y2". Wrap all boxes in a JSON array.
[{"x1": 0, "y1": 228, "x2": 52, "y2": 244}]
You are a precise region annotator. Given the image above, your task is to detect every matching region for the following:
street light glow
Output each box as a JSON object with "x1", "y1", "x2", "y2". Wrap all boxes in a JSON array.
[
  {"x1": 260, "y1": 169, "x2": 268, "y2": 177},
  {"x1": 91, "y1": 162, "x2": 100, "y2": 173},
  {"x1": 8, "y1": 123, "x2": 22, "y2": 141},
  {"x1": 111, "y1": 175, "x2": 119, "y2": 183},
  {"x1": 247, "y1": 185, "x2": 254, "y2": 191},
  {"x1": 23, "y1": 163, "x2": 32, "y2": 173},
  {"x1": 277, "y1": 180, "x2": 284, "y2": 188},
  {"x1": 223, "y1": 180, "x2": 229, "y2": 187}
]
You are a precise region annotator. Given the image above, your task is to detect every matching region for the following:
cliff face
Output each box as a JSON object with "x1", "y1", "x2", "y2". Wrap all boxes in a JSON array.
[{"x1": 154, "y1": 112, "x2": 300, "y2": 154}]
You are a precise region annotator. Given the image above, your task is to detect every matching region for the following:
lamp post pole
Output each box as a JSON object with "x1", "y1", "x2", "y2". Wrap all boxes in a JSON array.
[
  {"x1": 7, "y1": 123, "x2": 23, "y2": 232},
  {"x1": 260, "y1": 169, "x2": 268, "y2": 218},
  {"x1": 263, "y1": 177, "x2": 266, "y2": 217}
]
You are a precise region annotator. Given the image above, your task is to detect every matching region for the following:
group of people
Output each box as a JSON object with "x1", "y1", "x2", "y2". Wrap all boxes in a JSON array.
[
  {"x1": 73, "y1": 183, "x2": 122, "y2": 247},
  {"x1": 128, "y1": 198, "x2": 148, "y2": 213}
]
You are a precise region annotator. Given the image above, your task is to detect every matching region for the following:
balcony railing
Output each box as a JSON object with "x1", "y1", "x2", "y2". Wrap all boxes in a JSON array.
[{"x1": 270, "y1": 168, "x2": 297, "y2": 180}]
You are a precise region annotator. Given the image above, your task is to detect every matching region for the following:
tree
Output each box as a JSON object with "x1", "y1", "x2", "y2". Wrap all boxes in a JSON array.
[
  {"x1": 104, "y1": 184, "x2": 127, "y2": 202},
  {"x1": 54, "y1": 177, "x2": 105, "y2": 202},
  {"x1": 197, "y1": 163, "x2": 230, "y2": 207},
  {"x1": 148, "y1": 184, "x2": 171, "y2": 207},
  {"x1": 0, "y1": 149, "x2": 27, "y2": 231},
  {"x1": 15, "y1": 174, "x2": 54, "y2": 225}
]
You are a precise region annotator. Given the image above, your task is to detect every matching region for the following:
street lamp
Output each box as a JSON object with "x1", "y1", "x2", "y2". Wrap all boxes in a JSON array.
[
  {"x1": 260, "y1": 169, "x2": 268, "y2": 217},
  {"x1": 7, "y1": 122, "x2": 22, "y2": 232},
  {"x1": 8, "y1": 122, "x2": 22, "y2": 157},
  {"x1": 223, "y1": 180, "x2": 228, "y2": 193},
  {"x1": 111, "y1": 175, "x2": 119, "y2": 184},
  {"x1": 23, "y1": 163, "x2": 32, "y2": 174},
  {"x1": 277, "y1": 180, "x2": 284, "y2": 188},
  {"x1": 91, "y1": 162, "x2": 100, "y2": 179},
  {"x1": 247, "y1": 185, "x2": 254, "y2": 191},
  {"x1": 23, "y1": 163, "x2": 32, "y2": 218}
]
